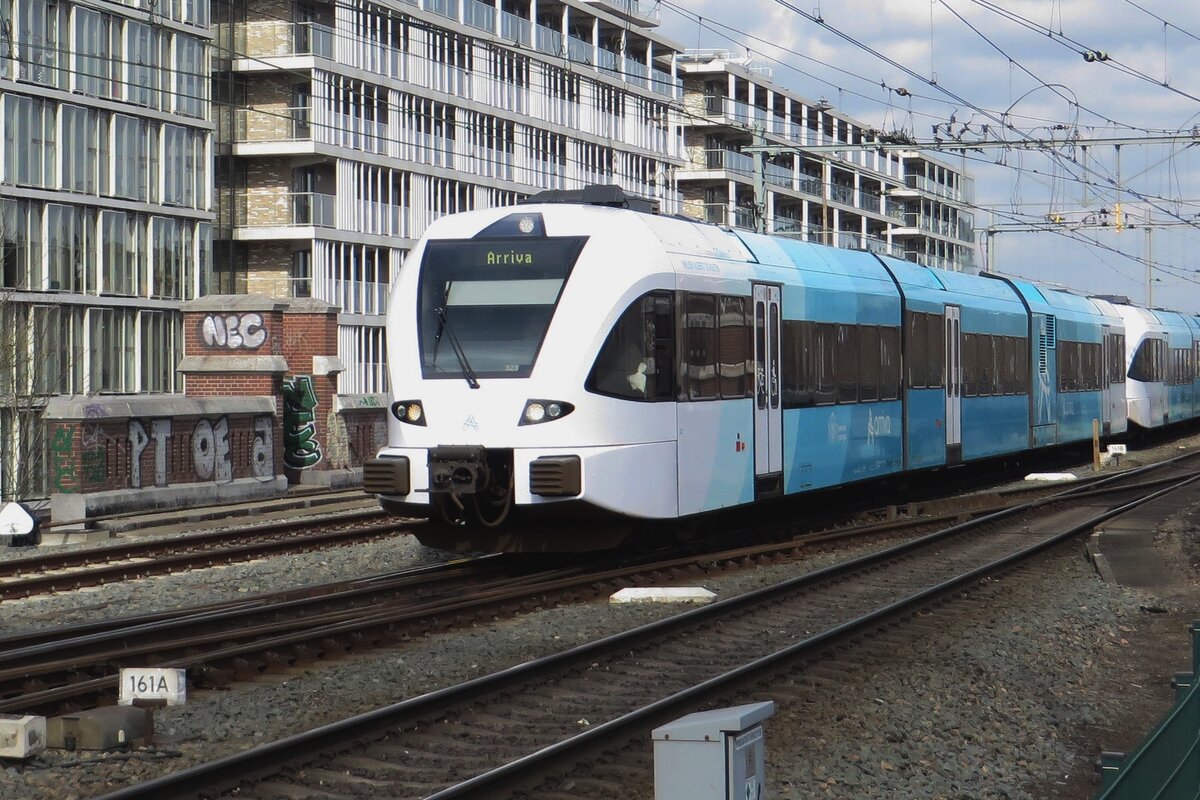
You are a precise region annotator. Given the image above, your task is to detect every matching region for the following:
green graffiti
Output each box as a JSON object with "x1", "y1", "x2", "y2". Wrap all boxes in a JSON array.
[
  {"x1": 282, "y1": 375, "x2": 323, "y2": 469},
  {"x1": 81, "y1": 448, "x2": 107, "y2": 484},
  {"x1": 50, "y1": 425, "x2": 76, "y2": 493}
]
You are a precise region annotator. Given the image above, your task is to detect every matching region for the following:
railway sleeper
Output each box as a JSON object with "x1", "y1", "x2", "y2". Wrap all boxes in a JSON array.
[
  {"x1": 195, "y1": 663, "x2": 236, "y2": 688},
  {"x1": 261, "y1": 650, "x2": 292, "y2": 671},
  {"x1": 230, "y1": 657, "x2": 267, "y2": 680}
]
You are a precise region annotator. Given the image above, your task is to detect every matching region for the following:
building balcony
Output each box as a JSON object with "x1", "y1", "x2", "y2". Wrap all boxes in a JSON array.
[
  {"x1": 829, "y1": 184, "x2": 854, "y2": 205},
  {"x1": 234, "y1": 106, "x2": 312, "y2": 143},
  {"x1": 581, "y1": 0, "x2": 660, "y2": 25},
  {"x1": 702, "y1": 202, "x2": 755, "y2": 229},
  {"x1": 700, "y1": 148, "x2": 753, "y2": 178},
  {"x1": 234, "y1": 190, "x2": 336, "y2": 230},
  {"x1": 230, "y1": 14, "x2": 677, "y2": 98},
  {"x1": 904, "y1": 173, "x2": 975, "y2": 204},
  {"x1": 234, "y1": 20, "x2": 333, "y2": 59}
]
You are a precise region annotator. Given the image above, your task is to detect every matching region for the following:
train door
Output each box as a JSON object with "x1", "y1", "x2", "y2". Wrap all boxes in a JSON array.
[
  {"x1": 944, "y1": 305, "x2": 962, "y2": 463},
  {"x1": 753, "y1": 284, "x2": 782, "y2": 496}
]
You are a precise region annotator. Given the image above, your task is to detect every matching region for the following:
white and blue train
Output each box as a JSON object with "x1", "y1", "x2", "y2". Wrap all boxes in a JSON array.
[{"x1": 364, "y1": 186, "x2": 1200, "y2": 552}]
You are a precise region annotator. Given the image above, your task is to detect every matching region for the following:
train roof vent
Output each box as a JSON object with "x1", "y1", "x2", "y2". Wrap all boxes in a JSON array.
[
  {"x1": 520, "y1": 184, "x2": 660, "y2": 214},
  {"x1": 1090, "y1": 294, "x2": 1133, "y2": 305}
]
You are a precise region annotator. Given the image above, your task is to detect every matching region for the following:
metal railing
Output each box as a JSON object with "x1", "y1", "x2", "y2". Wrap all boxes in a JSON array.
[
  {"x1": 702, "y1": 203, "x2": 754, "y2": 229},
  {"x1": 500, "y1": 10, "x2": 531, "y2": 46},
  {"x1": 234, "y1": 191, "x2": 335, "y2": 227},
  {"x1": 234, "y1": 106, "x2": 312, "y2": 142},
  {"x1": 704, "y1": 148, "x2": 754, "y2": 177},
  {"x1": 463, "y1": 0, "x2": 495, "y2": 32},
  {"x1": 582, "y1": 0, "x2": 660, "y2": 22},
  {"x1": 830, "y1": 184, "x2": 854, "y2": 205},
  {"x1": 1095, "y1": 621, "x2": 1200, "y2": 800}
]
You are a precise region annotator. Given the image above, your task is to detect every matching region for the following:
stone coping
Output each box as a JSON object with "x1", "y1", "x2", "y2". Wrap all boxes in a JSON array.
[
  {"x1": 177, "y1": 355, "x2": 289, "y2": 373},
  {"x1": 44, "y1": 395, "x2": 277, "y2": 420}
]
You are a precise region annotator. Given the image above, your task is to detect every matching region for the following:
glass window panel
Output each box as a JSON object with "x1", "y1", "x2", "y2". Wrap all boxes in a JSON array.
[
  {"x1": 836, "y1": 324, "x2": 856, "y2": 403},
  {"x1": 718, "y1": 295, "x2": 748, "y2": 399},
  {"x1": 906, "y1": 312, "x2": 927, "y2": 388},
  {"x1": 683, "y1": 293, "x2": 717, "y2": 400},
  {"x1": 859, "y1": 325, "x2": 879, "y2": 402},
  {"x1": 880, "y1": 326, "x2": 900, "y2": 400}
]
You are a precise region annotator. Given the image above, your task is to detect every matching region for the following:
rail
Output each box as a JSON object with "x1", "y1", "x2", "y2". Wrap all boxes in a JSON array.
[
  {"x1": 1094, "y1": 620, "x2": 1200, "y2": 799},
  {"x1": 92, "y1": 455, "x2": 1200, "y2": 799}
]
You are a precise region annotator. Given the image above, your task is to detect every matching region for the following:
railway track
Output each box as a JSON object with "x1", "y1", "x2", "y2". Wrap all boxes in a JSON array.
[
  {"x1": 0, "y1": 460, "x2": 1186, "y2": 718},
  {"x1": 0, "y1": 508, "x2": 407, "y2": 600},
  {"x1": 82, "y1": 452, "x2": 1200, "y2": 799}
]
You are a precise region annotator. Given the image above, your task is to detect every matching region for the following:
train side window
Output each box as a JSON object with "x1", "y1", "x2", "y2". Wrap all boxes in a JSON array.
[
  {"x1": 880, "y1": 326, "x2": 900, "y2": 400},
  {"x1": 928, "y1": 313, "x2": 945, "y2": 387},
  {"x1": 906, "y1": 312, "x2": 928, "y2": 388},
  {"x1": 1017, "y1": 337, "x2": 1030, "y2": 393},
  {"x1": 1003, "y1": 335, "x2": 1012, "y2": 395},
  {"x1": 962, "y1": 333, "x2": 978, "y2": 397},
  {"x1": 586, "y1": 291, "x2": 675, "y2": 401},
  {"x1": 718, "y1": 295, "x2": 750, "y2": 399},
  {"x1": 859, "y1": 325, "x2": 880, "y2": 402},
  {"x1": 836, "y1": 324, "x2": 857, "y2": 403},
  {"x1": 980, "y1": 335, "x2": 995, "y2": 396},
  {"x1": 1128, "y1": 338, "x2": 1159, "y2": 382},
  {"x1": 781, "y1": 319, "x2": 810, "y2": 408},
  {"x1": 1065, "y1": 341, "x2": 1083, "y2": 392},
  {"x1": 813, "y1": 322, "x2": 836, "y2": 405},
  {"x1": 682, "y1": 293, "x2": 718, "y2": 400}
]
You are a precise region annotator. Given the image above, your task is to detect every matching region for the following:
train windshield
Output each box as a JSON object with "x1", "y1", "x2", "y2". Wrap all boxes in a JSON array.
[{"x1": 417, "y1": 236, "x2": 588, "y2": 380}]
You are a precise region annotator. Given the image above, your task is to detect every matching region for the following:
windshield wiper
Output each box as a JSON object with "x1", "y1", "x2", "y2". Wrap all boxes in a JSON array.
[{"x1": 434, "y1": 306, "x2": 480, "y2": 389}]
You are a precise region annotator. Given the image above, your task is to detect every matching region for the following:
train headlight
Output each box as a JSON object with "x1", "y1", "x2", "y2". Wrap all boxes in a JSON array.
[
  {"x1": 391, "y1": 400, "x2": 427, "y2": 426},
  {"x1": 519, "y1": 399, "x2": 575, "y2": 426}
]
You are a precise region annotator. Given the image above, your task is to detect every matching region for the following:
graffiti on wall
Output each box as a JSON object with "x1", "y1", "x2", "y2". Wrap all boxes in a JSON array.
[
  {"x1": 50, "y1": 425, "x2": 74, "y2": 492},
  {"x1": 282, "y1": 375, "x2": 322, "y2": 469},
  {"x1": 201, "y1": 313, "x2": 268, "y2": 349},
  {"x1": 81, "y1": 403, "x2": 109, "y2": 484},
  {"x1": 128, "y1": 416, "x2": 275, "y2": 488}
]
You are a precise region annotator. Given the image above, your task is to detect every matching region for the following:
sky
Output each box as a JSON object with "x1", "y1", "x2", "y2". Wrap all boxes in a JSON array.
[{"x1": 655, "y1": 0, "x2": 1200, "y2": 312}]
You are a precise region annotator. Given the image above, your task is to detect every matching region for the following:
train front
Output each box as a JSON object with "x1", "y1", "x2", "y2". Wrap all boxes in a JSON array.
[{"x1": 365, "y1": 202, "x2": 677, "y2": 552}]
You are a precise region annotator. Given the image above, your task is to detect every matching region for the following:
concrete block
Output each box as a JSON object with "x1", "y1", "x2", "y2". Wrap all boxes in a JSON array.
[
  {"x1": 610, "y1": 587, "x2": 717, "y2": 604},
  {"x1": 47, "y1": 706, "x2": 147, "y2": 750},
  {"x1": 0, "y1": 714, "x2": 46, "y2": 758},
  {"x1": 1023, "y1": 472, "x2": 1078, "y2": 482}
]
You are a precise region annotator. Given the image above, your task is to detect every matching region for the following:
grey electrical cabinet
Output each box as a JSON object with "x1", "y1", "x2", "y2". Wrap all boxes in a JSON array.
[{"x1": 652, "y1": 701, "x2": 775, "y2": 800}]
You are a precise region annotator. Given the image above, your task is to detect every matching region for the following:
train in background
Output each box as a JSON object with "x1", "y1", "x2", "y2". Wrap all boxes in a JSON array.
[{"x1": 364, "y1": 186, "x2": 1200, "y2": 552}]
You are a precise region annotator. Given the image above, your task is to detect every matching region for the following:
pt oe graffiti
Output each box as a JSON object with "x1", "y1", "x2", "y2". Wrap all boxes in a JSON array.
[
  {"x1": 128, "y1": 416, "x2": 275, "y2": 488},
  {"x1": 201, "y1": 312, "x2": 268, "y2": 349},
  {"x1": 282, "y1": 375, "x2": 322, "y2": 469}
]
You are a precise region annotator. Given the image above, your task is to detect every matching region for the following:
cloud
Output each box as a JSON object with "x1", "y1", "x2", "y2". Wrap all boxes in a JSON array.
[{"x1": 659, "y1": 0, "x2": 1200, "y2": 310}]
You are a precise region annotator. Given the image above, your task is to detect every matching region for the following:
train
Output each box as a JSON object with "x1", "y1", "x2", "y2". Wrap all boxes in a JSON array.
[{"x1": 363, "y1": 185, "x2": 1200, "y2": 552}]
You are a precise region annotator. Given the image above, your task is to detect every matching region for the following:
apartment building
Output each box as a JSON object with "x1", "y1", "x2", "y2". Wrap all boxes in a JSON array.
[
  {"x1": 675, "y1": 51, "x2": 976, "y2": 271},
  {"x1": 0, "y1": 0, "x2": 213, "y2": 497},
  {"x1": 213, "y1": 0, "x2": 684, "y2": 394}
]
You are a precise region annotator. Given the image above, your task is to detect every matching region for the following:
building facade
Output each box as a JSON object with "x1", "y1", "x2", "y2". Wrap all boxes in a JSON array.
[
  {"x1": 212, "y1": 0, "x2": 684, "y2": 394},
  {"x1": 674, "y1": 51, "x2": 975, "y2": 271},
  {"x1": 0, "y1": 0, "x2": 214, "y2": 497}
]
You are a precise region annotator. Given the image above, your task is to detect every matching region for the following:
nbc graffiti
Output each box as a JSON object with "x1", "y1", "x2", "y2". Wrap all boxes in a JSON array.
[{"x1": 282, "y1": 375, "x2": 323, "y2": 469}]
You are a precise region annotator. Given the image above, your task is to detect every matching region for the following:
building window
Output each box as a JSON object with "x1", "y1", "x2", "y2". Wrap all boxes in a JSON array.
[{"x1": 3, "y1": 94, "x2": 55, "y2": 187}]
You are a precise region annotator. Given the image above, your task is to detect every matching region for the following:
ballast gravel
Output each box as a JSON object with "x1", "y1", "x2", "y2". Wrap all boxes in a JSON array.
[{"x1": 2, "y1": 452, "x2": 1199, "y2": 798}]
